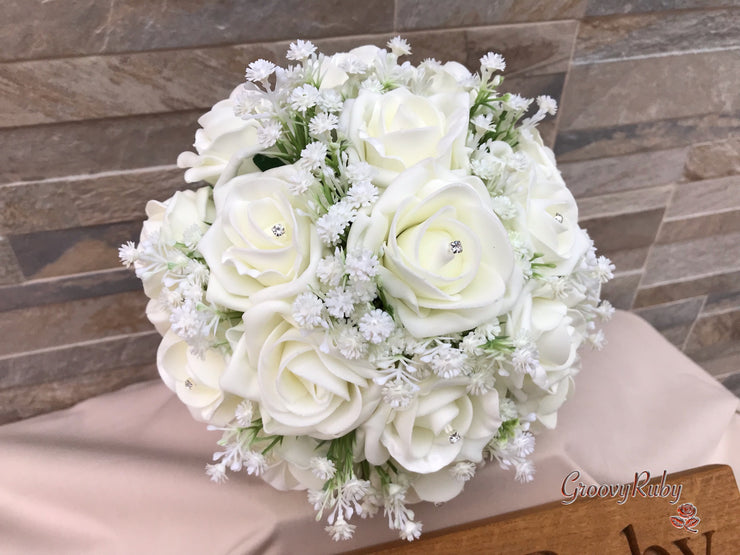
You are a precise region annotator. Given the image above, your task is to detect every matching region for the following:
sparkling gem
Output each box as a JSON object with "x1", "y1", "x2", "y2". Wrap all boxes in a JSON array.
[
  {"x1": 271, "y1": 223, "x2": 286, "y2": 237},
  {"x1": 184, "y1": 379, "x2": 194, "y2": 390},
  {"x1": 449, "y1": 240, "x2": 463, "y2": 254},
  {"x1": 554, "y1": 212, "x2": 563, "y2": 224},
  {"x1": 448, "y1": 431, "x2": 461, "y2": 444}
]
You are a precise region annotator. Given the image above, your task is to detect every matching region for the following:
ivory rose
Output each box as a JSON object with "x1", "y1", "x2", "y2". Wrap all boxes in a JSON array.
[
  {"x1": 260, "y1": 436, "x2": 328, "y2": 491},
  {"x1": 505, "y1": 295, "x2": 584, "y2": 428},
  {"x1": 340, "y1": 86, "x2": 470, "y2": 186},
  {"x1": 136, "y1": 186, "x2": 214, "y2": 299},
  {"x1": 221, "y1": 301, "x2": 381, "y2": 439},
  {"x1": 318, "y1": 45, "x2": 383, "y2": 90},
  {"x1": 360, "y1": 381, "x2": 501, "y2": 474},
  {"x1": 198, "y1": 165, "x2": 324, "y2": 312},
  {"x1": 421, "y1": 60, "x2": 475, "y2": 95},
  {"x1": 510, "y1": 130, "x2": 590, "y2": 274},
  {"x1": 348, "y1": 162, "x2": 522, "y2": 337},
  {"x1": 177, "y1": 85, "x2": 261, "y2": 185},
  {"x1": 156, "y1": 330, "x2": 240, "y2": 425}
]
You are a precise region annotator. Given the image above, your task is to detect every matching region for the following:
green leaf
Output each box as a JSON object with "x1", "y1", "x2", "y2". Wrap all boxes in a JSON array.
[{"x1": 253, "y1": 154, "x2": 286, "y2": 172}]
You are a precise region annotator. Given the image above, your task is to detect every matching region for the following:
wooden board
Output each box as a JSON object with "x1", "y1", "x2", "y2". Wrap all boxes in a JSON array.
[{"x1": 355, "y1": 465, "x2": 740, "y2": 554}]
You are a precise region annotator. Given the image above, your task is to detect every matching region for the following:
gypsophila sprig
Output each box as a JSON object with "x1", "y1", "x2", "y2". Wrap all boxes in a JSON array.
[{"x1": 122, "y1": 37, "x2": 613, "y2": 542}]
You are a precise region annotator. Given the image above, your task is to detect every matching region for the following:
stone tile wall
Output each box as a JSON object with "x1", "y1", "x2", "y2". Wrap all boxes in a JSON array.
[{"x1": 1, "y1": 1, "x2": 737, "y2": 422}]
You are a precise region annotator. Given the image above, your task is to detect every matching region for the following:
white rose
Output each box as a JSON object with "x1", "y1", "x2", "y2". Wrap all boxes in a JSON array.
[
  {"x1": 511, "y1": 130, "x2": 590, "y2": 274},
  {"x1": 340, "y1": 86, "x2": 470, "y2": 186},
  {"x1": 523, "y1": 375, "x2": 573, "y2": 431},
  {"x1": 409, "y1": 465, "x2": 466, "y2": 504},
  {"x1": 198, "y1": 165, "x2": 323, "y2": 312},
  {"x1": 360, "y1": 382, "x2": 500, "y2": 474},
  {"x1": 348, "y1": 162, "x2": 523, "y2": 337},
  {"x1": 422, "y1": 60, "x2": 475, "y2": 95},
  {"x1": 145, "y1": 298, "x2": 170, "y2": 335},
  {"x1": 156, "y1": 330, "x2": 240, "y2": 425},
  {"x1": 319, "y1": 45, "x2": 383, "y2": 90},
  {"x1": 177, "y1": 86, "x2": 261, "y2": 185},
  {"x1": 505, "y1": 295, "x2": 584, "y2": 429},
  {"x1": 136, "y1": 186, "x2": 214, "y2": 299},
  {"x1": 221, "y1": 301, "x2": 381, "y2": 440},
  {"x1": 261, "y1": 436, "x2": 328, "y2": 491}
]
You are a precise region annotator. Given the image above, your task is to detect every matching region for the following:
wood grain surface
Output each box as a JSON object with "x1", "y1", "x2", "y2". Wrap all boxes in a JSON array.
[{"x1": 357, "y1": 465, "x2": 740, "y2": 554}]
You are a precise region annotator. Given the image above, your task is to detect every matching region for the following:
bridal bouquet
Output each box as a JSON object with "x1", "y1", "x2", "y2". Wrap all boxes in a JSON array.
[{"x1": 120, "y1": 38, "x2": 613, "y2": 542}]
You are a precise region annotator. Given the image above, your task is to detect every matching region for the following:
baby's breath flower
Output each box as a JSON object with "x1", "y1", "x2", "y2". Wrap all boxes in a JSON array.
[
  {"x1": 316, "y1": 202, "x2": 356, "y2": 246},
  {"x1": 480, "y1": 52, "x2": 506, "y2": 72},
  {"x1": 536, "y1": 94, "x2": 558, "y2": 116},
  {"x1": 307, "y1": 488, "x2": 327, "y2": 510},
  {"x1": 387, "y1": 36, "x2": 412, "y2": 57},
  {"x1": 508, "y1": 151, "x2": 529, "y2": 172},
  {"x1": 490, "y1": 195, "x2": 517, "y2": 220},
  {"x1": 206, "y1": 462, "x2": 228, "y2": 484},
  {"x1": 287, "y1": 167, "x2": 316, "y2": 195},
  {"x1": 505, "y1": 94, "x2": 532, "y2": 112},
  {"x1": 343, "y1": 478, "x2": 370, "y2": 501},
  {"x1": 399, "y1": 520, "x2": 423, "y2": 542},
  {"x1": 257, "y1": 119, "x2": 282, "y2": 147},
  {"x1": 470, "y1": 154, "x2": 503, "y2": 181},
  {"x1": 477, "y1": 322, "x2": 502, "y2": 340},
  {"x1": 245, "y1": 59, "x2": 276, "y2": 83},
  {"x1": 181, "y1": 225, "x2": 203, "y2": 250},
  {"x1": 344, "y1": 249, "x2": 378, "y2": 282},
  {"x1": 293, "y1": 292, "x2": 326, "y2": 328},
  {"x1": 512, "y1": 431, "x2": 536, "y2": 458},
  {"x1": 243, "y1": 451, "x2": 267, "y2": 476},
  {"x1": 326, "y1": 518, "x2": 355, "y2": 541},
  {"x1": 345, "y1": 161, "x2": 375, "y2": 186},
  {"x1": 337, "y1": 54, "x2": 369, "y2": 74},
  {"x1": 234, "y1": 400, "x2": 254, "y2": 426},
  {"x1": 596, "y1": 256, "x2": 615, "y2": 283},
  {"x1": 346, "y1": 181, "x2": 378, "y2": 208},
  {"x1": 233, "y1": 85, "x2": 273, "y2": 119},
  {"x1": 317, "y1": 250, "x2": 345, "y2": 287},
  {"x1": 310, "y1": 456, "x2": 337, "y2": 481},
  {"x1": 460, "y1": 332, "x2": 485, "y2": 356},
  {"x1": 421, "y1": 343, "x2": 467, "y2": 379},
  {"x1": 160, "y1": 288, "x2": 184, "y2": 310},
  {"x1": 360, "y1": 76, "x2": 384, "y2": 93},
  {"x1": 450, "y1": 461, "x2": 477, "y2": 482},
  {"x1": 318, "y1": 89, "x2": 343, "y2": 112},
  {"x1": 499, "y1": 397, "x2": 518, "y2": 421},
  {"x1": 324, "y1": 287, "x2": 356, "y2": 319},
  {"x1": 359, "y1": 309, "x2": 395, "y2": 344},
  {"x1": 289, "y1": 84, "x2": 320, "y2": 112},
  {"x1": 381, "y1": 378, "x2": 416, "y2": 409},
  {"x1": 588, "y1": 329, "x2": 606, "y2": 350},
  {"x1": 596, "y1": 300, "x2": 615, "y2": 321},
  {"x1": 300, "y1": 141, "x2": 328, "y2": 169},
  {"x1": 471, "y1": 113, "x2": 494, "y2": 131},
  {"x1": 514, "y1": 459, "x2": 535, "y2": 483},
  {"x1": 286, "y1": 39, "x2": 317, "y2": 61},
  {"x1": 179, "y1": 280, "x2": 204, "y2": 303},
  {"x1": 466, "y1": 369, "x2": 496, "y2": 395},
  {"x1": 334, "y1": 325, "x2": 368, "y2": 360},
  {"x1": 309, "y1": 112, "x2": 339, "y2": 136},
  {"x1": 347, "y1": 279, "x2": 377, "y2": 303},
  {"x1": 118, "y1": 241, "x2": 139, "y2": 268},
  {"x1": 511, "y1": 341, "x2": 540, "y2": 377}
]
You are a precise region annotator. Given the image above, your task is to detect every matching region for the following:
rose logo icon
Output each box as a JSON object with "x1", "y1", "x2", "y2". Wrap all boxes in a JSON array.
[{"x1": 669, "y1": 503, "x2": 700, "y2": 533}]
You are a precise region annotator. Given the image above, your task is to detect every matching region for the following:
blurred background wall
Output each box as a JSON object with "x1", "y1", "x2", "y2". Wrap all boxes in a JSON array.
[{"x1": 1, "y1": 0, "x2": 738, "y2": 423}]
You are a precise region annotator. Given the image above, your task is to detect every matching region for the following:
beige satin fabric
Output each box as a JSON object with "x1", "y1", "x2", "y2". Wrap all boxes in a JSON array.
[{"x1": 0, "y1": 311, "x2": 737, "y2": 554}]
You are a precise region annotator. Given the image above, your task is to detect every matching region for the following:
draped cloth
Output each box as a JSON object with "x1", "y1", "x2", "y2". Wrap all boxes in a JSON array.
[{"x1": 1, "y1": 311, "x2": 738, "y2": 554}]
